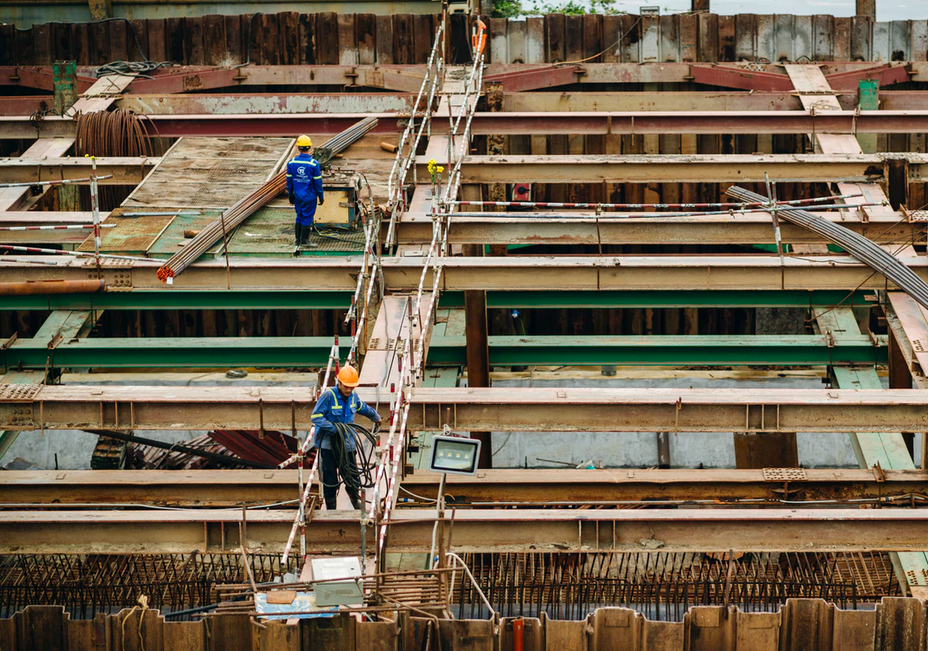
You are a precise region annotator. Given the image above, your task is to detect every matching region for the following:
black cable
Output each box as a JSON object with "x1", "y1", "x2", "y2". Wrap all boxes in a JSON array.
[{"x1": 324, "y1": 421, "x2": 380, "y2": 493}]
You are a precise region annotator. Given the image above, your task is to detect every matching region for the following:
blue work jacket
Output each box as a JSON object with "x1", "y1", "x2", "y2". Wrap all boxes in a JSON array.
[
  {"x1": 286, "y1": 154, "x2": 324, "y2": 225},
  {"x1": 311, "y1": 387, "x2": 379, "y2": 451}
]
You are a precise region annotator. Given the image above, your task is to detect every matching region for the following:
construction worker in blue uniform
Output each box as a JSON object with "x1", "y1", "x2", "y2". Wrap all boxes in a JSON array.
[
  {"x1": 311, "y1": 365, "x2": 381, "y2": 510},
  {"x1": 286, "y1": 135, "x2": 325, "y2": 248}
]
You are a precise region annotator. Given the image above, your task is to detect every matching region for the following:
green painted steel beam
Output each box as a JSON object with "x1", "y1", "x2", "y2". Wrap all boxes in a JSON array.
[
  {"x1": 4, "y1": 337, "x2": 337, "y2": 369},
  {"x1": 0, "y1": 291, "x2": 353, "y2": 311},
  {"x1": 427, "y1": 334, "x2": 887, "y2": 367},
  {"x1": 439, "y1": 290, "x2": 872, "y2": 310}
]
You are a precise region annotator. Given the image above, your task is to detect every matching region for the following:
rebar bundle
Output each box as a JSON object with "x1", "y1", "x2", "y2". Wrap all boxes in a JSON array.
[
  {"x1": 726, "y1": 185, "x2": 928, "y2": 310},
  {"x1": 157, "y1": 117, "x2": 379, "y2": 283},
  {"x1": 156, "y1": 172, "x2": 286, "y2": 283},
  {"x1": 313, "y1": 116, "x2": 379, "y2": 168},
  {"x1": 74, "y1": 109, "x2": 163, "y2": 211}
]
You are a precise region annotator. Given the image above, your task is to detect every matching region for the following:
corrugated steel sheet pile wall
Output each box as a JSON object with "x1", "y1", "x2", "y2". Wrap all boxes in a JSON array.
[
  {"x1": 2, "y1": 13, "x2": 928, "y2": 66},
  {"x1": 1, "y1": 598, "x2": 927, "y2": 650}
]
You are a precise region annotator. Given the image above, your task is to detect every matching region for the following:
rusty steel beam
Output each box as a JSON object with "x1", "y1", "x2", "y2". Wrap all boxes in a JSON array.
[
  {"x1": 400, "y1": 468, "x2": 928, "y2": 504},
  {"x1": 2, "y1": 508, "x2": 927, "y2": 554},
  {"x1": 394, "y1": 213, "x2": 922, "y2": 246},
  {"x1": 6, "y1": 386, "x2": 928, "y2": 433},
  {"x1": 114, "y1": 93, "x2": 416, "y2": 115},
  {"x1": 449, "y1": 154, "x2": 928, "y2": 184},
  {"x1": 454, "y1": 110, "x2": 928, "y2": 136},
  {"x1": 3, "y1": 468, "x2": 927, "y2": 507},
  {"x1": 0, "y1": 157, "x2": 159, "y2": 184},
  {"x1": 0, "y1": 254, "x2": 924, "y2": 292},
  {"x1": 15, "y1": 112, "x2": 928, "y2": 140}
]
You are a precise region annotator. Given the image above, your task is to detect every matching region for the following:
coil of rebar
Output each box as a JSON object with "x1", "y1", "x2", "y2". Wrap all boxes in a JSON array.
[
  {"x1": 725, "y1": 185, "x2": 928, "y2": 310},
  {"x1": 74, "y1": 109, "x2": 164, "y2": 211}
]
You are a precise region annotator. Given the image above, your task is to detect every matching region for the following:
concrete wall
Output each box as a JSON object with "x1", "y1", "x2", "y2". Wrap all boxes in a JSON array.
[{"x1": 487, "y1": 375, "x2": 910, "y2": 469}]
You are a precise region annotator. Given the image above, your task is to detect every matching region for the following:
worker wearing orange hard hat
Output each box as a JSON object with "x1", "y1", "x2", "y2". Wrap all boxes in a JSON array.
[
  {"x1": 310, "y1": 365, "x2": 381, "y2": 510},
  {"x1": 286, "y1": 134, "x2": 324, "y2": 249}
]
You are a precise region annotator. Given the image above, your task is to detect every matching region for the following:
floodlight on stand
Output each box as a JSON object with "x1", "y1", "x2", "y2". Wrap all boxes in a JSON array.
[{"x1": 428, "y1": 435, "x2": 481, "y2": 476}]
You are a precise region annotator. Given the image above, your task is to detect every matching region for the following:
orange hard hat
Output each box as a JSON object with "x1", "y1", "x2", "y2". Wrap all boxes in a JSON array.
[{"x1": 337, "y1": 365, "x2": 360, "y2": 388}]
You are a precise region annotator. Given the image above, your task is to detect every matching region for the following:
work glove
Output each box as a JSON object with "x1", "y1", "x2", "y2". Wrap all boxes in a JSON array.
[
  {"x1": 318, "y1": 198, "x2": 324, "y2": 206},
  {"x1": 288, "y1": 193, "x2": 294, "y2": 205}
]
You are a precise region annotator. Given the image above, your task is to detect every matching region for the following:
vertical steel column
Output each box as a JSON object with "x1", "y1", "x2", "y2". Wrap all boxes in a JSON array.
[
  {"x1": 463, "y1": 242, "x2": 492, "y2": 469},
  {"x1": 889, "y1": 329, "x2": 916, "y2": 458},
  {"x1": 888, "y1": 158, "x2": 909, "y2": 211},
  {"x1": 733, "y1": 433, "x2": 799, "y2": 469},
  {"x1": 857, "y1": 79, "x2": 879, "y2": 154}
]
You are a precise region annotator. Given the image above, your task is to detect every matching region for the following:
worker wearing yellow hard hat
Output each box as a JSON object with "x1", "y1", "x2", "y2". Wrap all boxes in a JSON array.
[
  {"x1": 310, "y1": 365, "x2": 381, "y2": 510},
  {"x1": 286, "y1": 134, "x2": 325, "y2": 249}
]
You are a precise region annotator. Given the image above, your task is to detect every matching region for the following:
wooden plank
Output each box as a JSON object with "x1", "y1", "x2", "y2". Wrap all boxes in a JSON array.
[
  {"x1": 337, "y1": 13, "x2": 357, "y2": 65},
  {"x1": 375, "y1": 15, "x2": 393, "y2": 64},
  {"x1": 279, "y1": 12, "x2": 300, "y2": 66},
  {"x1": 147, "y1": 17, "x2": 167, "y2": 63},
  {"x1": 185, "y1": 15, "x2": 205, "y2": 65},
  {"x1": 356, "y1": 13, "x2": 375, "y2": 65},
  {"x1": 546, "y1": 14, "x2": 566, "y2": 63}
]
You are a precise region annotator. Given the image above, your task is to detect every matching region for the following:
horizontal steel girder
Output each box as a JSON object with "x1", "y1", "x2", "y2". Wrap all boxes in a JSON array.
[
  {"x1": 0, "y1": 290, "x2": 868, "y2": 312},
  {"x1": 400, "y1": 468, "x2": 928, "y2": 504},
  {"x1": 0, "y1": 90, "x2": 917, "y2": 119},
  {"x1": 13, "y1": 111, "x2": 928, "y2": 140},
  {"x1": 0, "y1": 290, "x2": 354, "y2": 311},
  {"x1": 3, "y1": 386, "x2": 927, "y2": 433},
  {"x1": 0, "y1": 255, "x2": 924, "y2": 292},
  {"x1": 4, "y1": 468, "x2": 925, "y2": 507},
  {"x1": 0, "y1": 334, "x2": 885, "y2": 371},
  {"x1": 439, "y1": 290, "x2": 873, "y2": 309},
  {"x1": 425, "y1": 334, "x2": 886, "y2": 367},
  {"x1": 6, "y1": 63, "x2": 926, "y2": 95},
  {"x1": 2, "y1": 508, "x2": 927, "y2": 554},
  {"x1": 395, "y1": 214, "x2": 922, "y2": 246},
  {"x1": 448, "y1": 154, "x2": 928, "y2": 184},
  {"x1": 3, "y1": 336, "x2": 339, "y2": 369},
  {"x1": 0, "y1": 157, "x2": 159, "y2": 183},
  {"x1": 454, "y1": 110, "x2": 928, "y2": 136}
]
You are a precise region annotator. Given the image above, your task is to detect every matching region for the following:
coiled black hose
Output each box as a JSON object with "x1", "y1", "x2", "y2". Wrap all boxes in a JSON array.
[{"x1": 325, "y1": 421, "x2": 379, "y2": 493}]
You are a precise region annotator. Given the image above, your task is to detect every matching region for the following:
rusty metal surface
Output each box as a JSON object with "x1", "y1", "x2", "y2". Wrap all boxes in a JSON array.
[
  {"x1": 9, "y1": 385, "x2": 928, "y2": 433},
  {"x1": 3, "y1": 508, "x2": 928, "y2": 554},
  {"x1": 0, "y1": 254, "x2": 923, "y2": 292},
  {"x1": 5, "y1": 467, "x2": 928, "y2": 508}
]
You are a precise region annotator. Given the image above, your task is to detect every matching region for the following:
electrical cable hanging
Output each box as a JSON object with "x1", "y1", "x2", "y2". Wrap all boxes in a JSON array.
[
  {"x1": 326, "y1": 422, "x2": 380, "y2": 494},
  {"x1": 726, "y1": 185, "x2": 928, "y2": 310}
]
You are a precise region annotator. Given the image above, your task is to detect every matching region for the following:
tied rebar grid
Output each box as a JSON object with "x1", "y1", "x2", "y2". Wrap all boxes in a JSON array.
[
  {"x1": 0, "y1": 553, "x2": 300, "y2": 620},
  {"x1": 452, "y1": 551, "x2": 900, "y2": 622}
]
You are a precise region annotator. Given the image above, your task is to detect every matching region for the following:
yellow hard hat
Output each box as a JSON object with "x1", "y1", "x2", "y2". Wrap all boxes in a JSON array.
[
  {"x1": 296, "y1": 135, "x2": 312, "y2": 148},
  {"x1": 337, "y1": 365, "x2": 360, "y2": 388}
]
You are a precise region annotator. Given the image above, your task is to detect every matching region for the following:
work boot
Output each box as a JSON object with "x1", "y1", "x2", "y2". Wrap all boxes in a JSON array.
[
  {"x1": 325, "y1": 497, "x2": 338, "y2": 510},
  {"x1": 294, "y1": 223, "x2": 303, "y2": 248},
  {"x1": 301, "y1": 225, "x2": 318, "y2": 249},
  {"x1": 350, "y1": 496, "x2": 363, "y2": 510}
]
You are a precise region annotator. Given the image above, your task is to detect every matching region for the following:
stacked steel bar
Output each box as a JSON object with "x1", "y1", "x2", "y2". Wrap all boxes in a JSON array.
[
  {"x1": 313, "y1": 116, "x2": 379, "y2": 168},
  {"x1": 156, "y1": 172, "x2": 286, "y2": 283},
  {"x1": 157, "y1": 117, "x2": 379, "y2": 283},
  {"x1": 726, "y1": 185, "x2": 928, "y2": 310}
]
